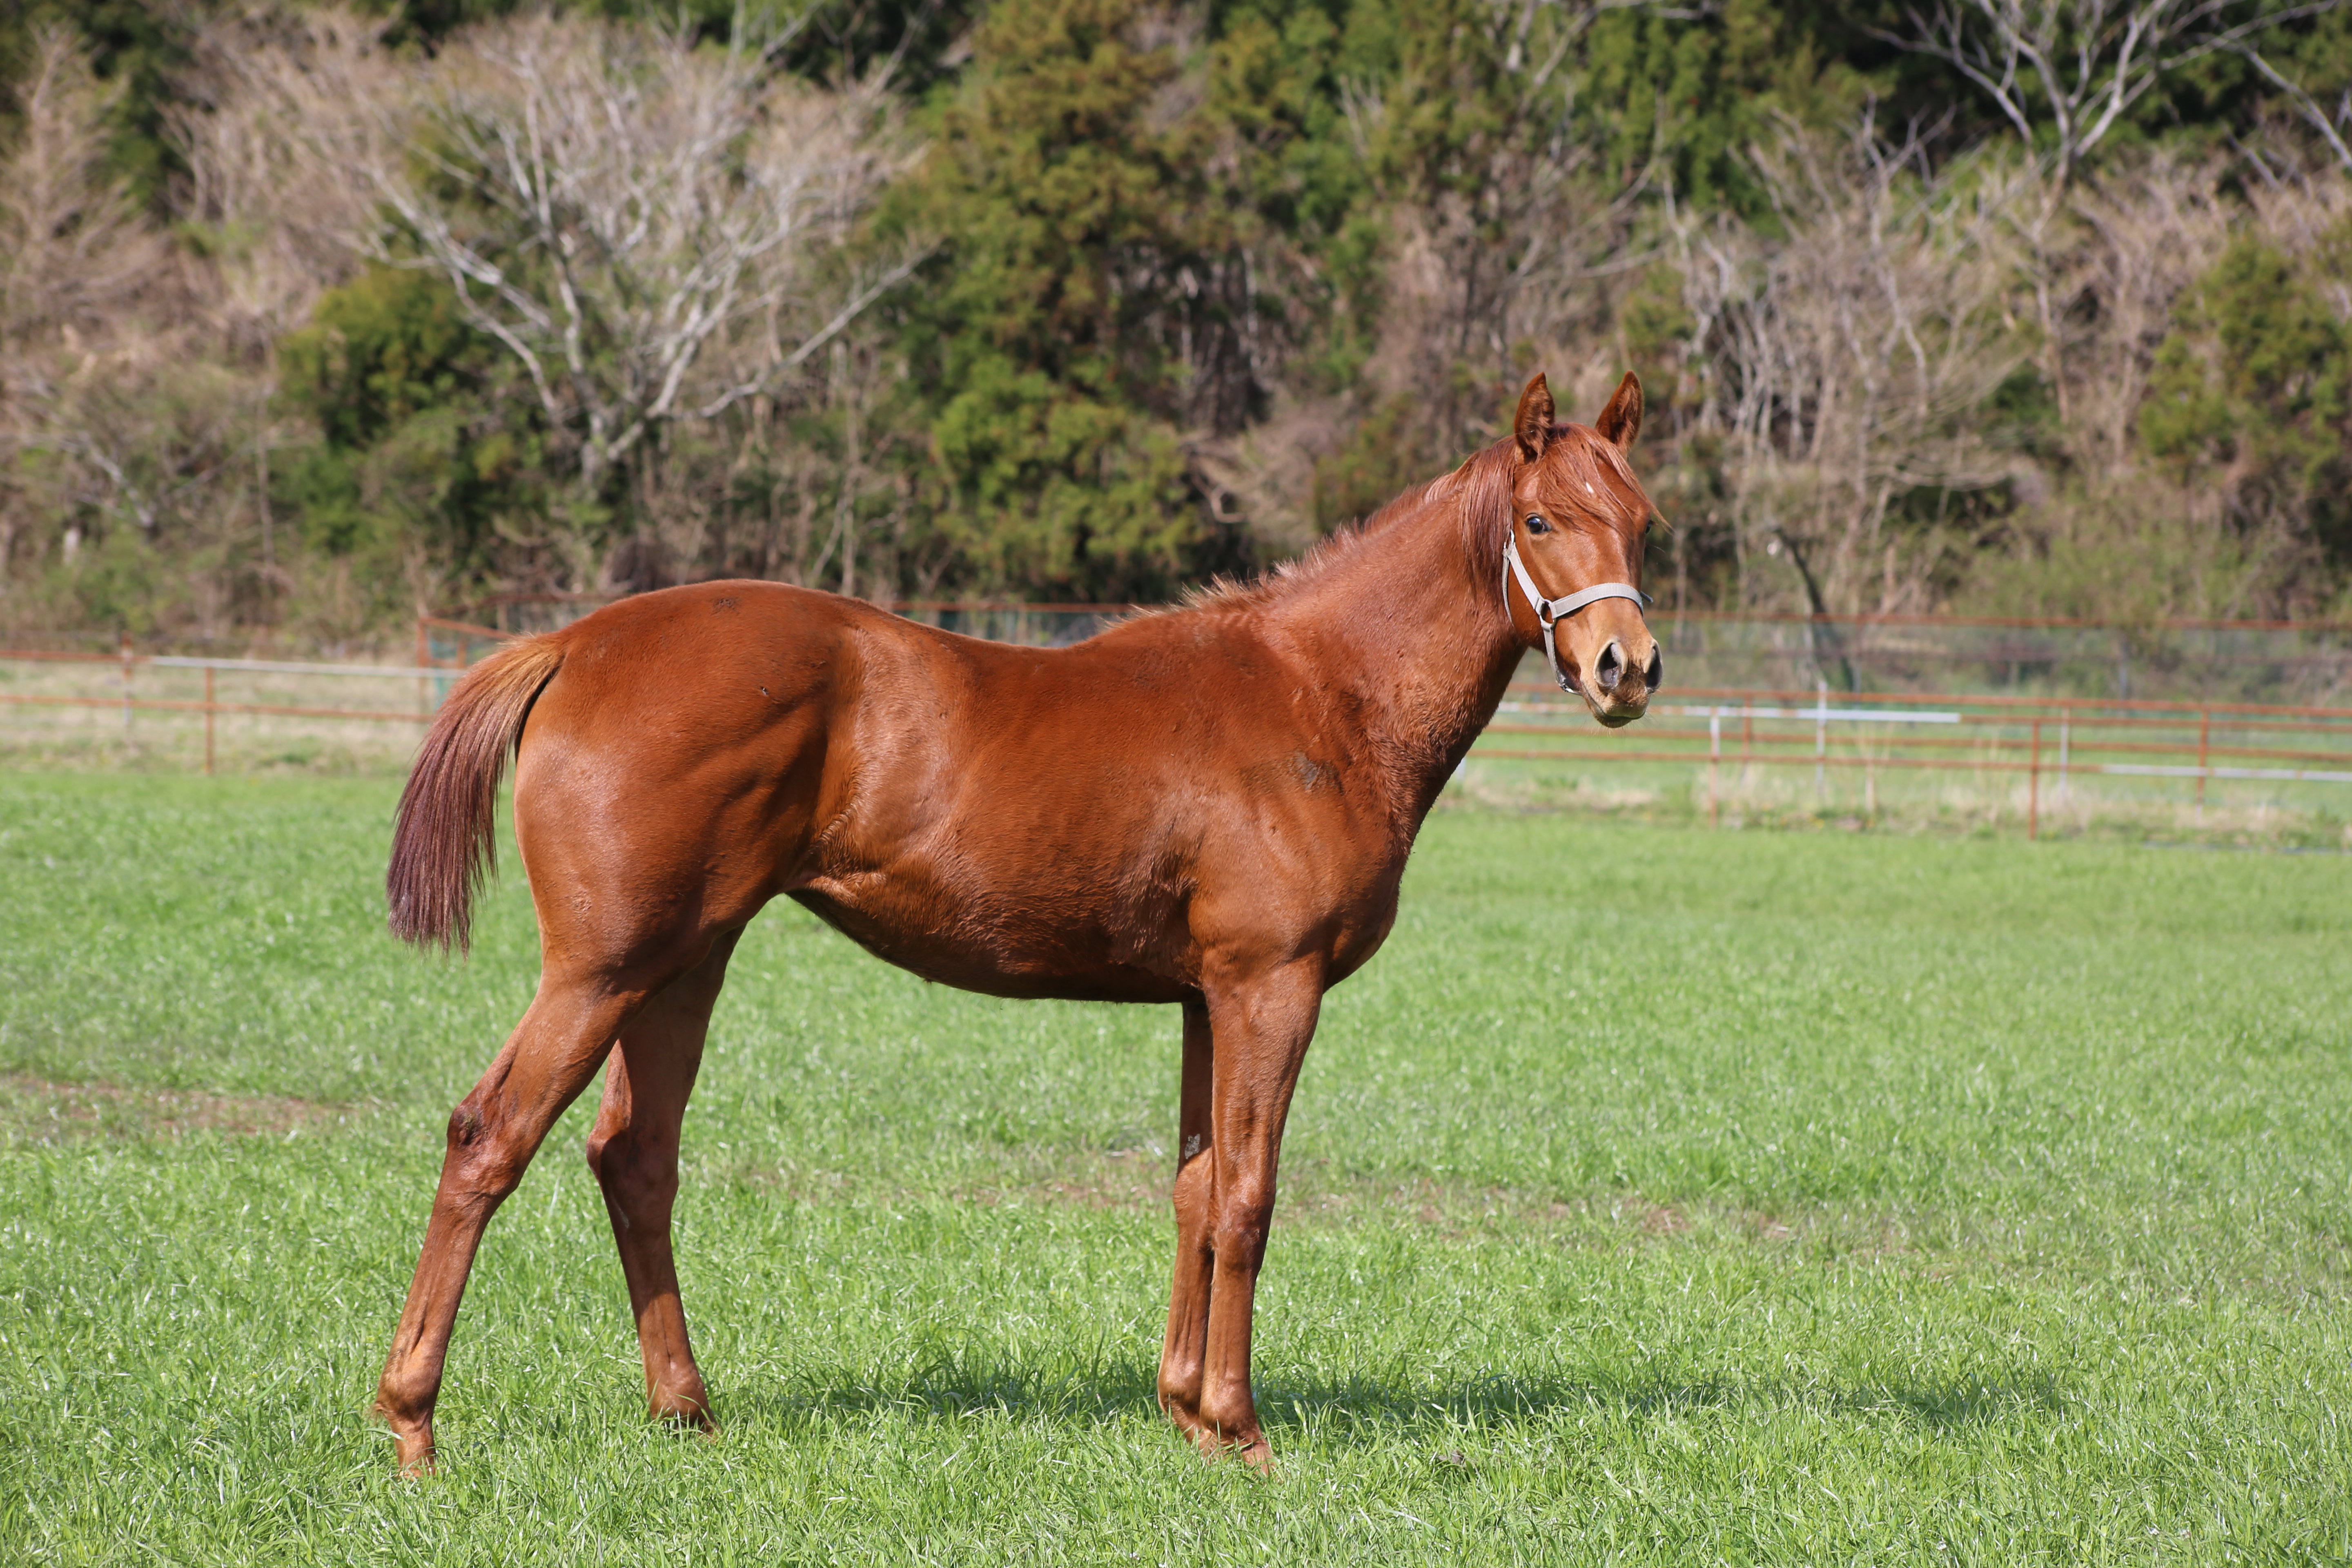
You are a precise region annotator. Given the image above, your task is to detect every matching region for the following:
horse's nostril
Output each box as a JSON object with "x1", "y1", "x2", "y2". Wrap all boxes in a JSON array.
[
  {"x1": 1644, "y1": 646, "x2": 1663, "y2": 691},
  {"x1": 1595, "y1": 640, "x2": 1624, "y2": 692}
]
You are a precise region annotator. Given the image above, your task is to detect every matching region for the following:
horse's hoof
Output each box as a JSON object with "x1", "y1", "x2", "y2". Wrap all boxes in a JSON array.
[
  {"x1": 650, "y1": 1391, "x2": 716, "y2": 1434},
  {"x1": 372, "y1": 1398, "x2": 437, "y2": 1474},
  {"x1": 390, "y1": 1428, "x2": 437, "y2": 1474},
  {"x1": 1191, "y1": 1424, "x2": 1275, "y2": 1474}
]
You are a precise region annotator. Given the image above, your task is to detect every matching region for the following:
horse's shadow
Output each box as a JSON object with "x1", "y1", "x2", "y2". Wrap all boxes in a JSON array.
[{"x1": 715, "y1": 1350, "x2": 2061, "y2": 1443}]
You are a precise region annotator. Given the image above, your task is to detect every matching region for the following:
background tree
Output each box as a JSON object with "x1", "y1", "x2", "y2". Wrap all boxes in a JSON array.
[
  {"x1": 3, "y1": 0, "x2": 2351, "y2": 644},
  {"x1": 893, "y1": 0, "x2": 1216, "y2": 599},
  {"x1": 251, "y1": 12, "x2": 906, "y2": 505}
]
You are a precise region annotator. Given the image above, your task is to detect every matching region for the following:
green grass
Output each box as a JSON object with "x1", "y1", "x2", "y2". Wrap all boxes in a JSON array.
[{"x1": 2, "y1": 773, "x2": 2349, "y2": 1564}]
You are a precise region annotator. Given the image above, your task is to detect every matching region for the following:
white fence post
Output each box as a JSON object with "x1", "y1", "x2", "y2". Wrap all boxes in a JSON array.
[{"x1": 1814, "y1": 678, "x2": 1828, "y2": 800}]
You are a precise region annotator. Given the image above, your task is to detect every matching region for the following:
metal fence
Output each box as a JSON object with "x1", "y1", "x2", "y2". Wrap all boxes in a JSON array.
[
  {"x1": 0, "y1": 634, "x2": 452, "y2": 774},
  {"x1": 1472, "y1": 677, "x2": 2352, "y2": 835},
  {"x1": 7, "y1": 608, "x2": 2352, "y2": 833},
  {"x1": 1649, "y1": 612, "x2": 2352, "y2": 709}
]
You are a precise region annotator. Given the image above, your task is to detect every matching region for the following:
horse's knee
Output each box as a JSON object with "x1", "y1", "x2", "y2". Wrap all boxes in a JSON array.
[
  {"x1": 1211, "y1": 1183, "x2": 1275, "y2": 1270},
  {"x1": 1171, "y1": 1154, "x2": 1215, "y2": 1225}
]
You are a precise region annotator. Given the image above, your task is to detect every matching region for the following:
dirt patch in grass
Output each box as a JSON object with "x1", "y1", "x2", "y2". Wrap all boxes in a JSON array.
[{"x1": 0, "y1": 1072, "x2": 353, "y2": 1143}]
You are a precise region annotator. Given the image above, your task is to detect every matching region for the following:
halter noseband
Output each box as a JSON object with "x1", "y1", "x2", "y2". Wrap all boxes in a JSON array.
[{"x1": 1502, "y1": 531, "x2": 1651, "y2": 695}]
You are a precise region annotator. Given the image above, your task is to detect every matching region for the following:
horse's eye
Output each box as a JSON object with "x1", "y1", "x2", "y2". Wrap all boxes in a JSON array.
[{"x1": 1525, "y1": 514, "x2": 1550, "y2": 535}]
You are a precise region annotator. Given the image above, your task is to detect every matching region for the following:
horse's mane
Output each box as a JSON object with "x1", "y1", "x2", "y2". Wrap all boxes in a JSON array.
[{"x1": 1167, "y1": 423, "x2": 1647, "y2": 618}]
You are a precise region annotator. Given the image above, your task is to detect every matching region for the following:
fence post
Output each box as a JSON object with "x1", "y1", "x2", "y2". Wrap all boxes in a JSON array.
[
  {"x1": 2196, "y1": 709, "x2": 2210, "y2": 812},
  {"x1": 416, "y1": 619, "x2": 430, "y2": 718},
  {"x1": 2057, "y1": 708, "x2": 2070, "y2": 803},
  {"x1": 119, "y1": 631, "x2": 133, "y2": 735},
  {"x1": 204, "y1": 666, "x2": 215, "y2": 776},
  {"x1": 1814, "y1": 678, "x2": 1829, "y2": 801},
  {"x1": 1708, "y1": 712, "x2": 1721, "y2": 829},
  {"x1": 2029, "y1": 718, "x2": 2041, "y2": 840}
]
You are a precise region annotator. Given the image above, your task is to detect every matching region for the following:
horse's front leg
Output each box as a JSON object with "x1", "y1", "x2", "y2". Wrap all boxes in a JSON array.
[
  {"x1": 1189, "y1": 958, "x2": 1323, "y2": 1470},
  {"x1": 1157, "y1": 997, "x2": 1216, "y2": 1439}
]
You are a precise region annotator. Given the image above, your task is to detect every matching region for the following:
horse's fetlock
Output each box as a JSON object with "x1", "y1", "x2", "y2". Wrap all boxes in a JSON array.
[
  {"x1": 1158, "y1": 1360, "x2": 1205, "y2": 1419},
  {"x1": 374, "y1": 1366, "x2": 438, "y2": 1429}
]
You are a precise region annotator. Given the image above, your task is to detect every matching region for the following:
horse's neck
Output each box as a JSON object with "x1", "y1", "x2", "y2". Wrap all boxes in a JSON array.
[{"x1": 1270, "y1": 501, "x2": 1522, "y2": 820}]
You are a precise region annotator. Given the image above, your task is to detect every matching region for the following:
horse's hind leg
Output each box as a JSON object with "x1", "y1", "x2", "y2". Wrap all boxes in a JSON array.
[
  {"x1": 584, "y1": 929, "x2": 742, "y2": 1432},
  {"x1": 374, "y1": 978, "x2": 640, "y2": 1471}
]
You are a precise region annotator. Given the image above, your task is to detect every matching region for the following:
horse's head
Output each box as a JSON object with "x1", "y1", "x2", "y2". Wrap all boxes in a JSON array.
[{"x1": 1504, "y1": 372, "x2": 1662, "y2": 728}]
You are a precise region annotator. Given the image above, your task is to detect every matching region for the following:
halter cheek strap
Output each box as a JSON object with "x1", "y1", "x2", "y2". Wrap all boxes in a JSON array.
[{"x1": 1502, "y1": 532, "x2": 1651, "y2": 695}]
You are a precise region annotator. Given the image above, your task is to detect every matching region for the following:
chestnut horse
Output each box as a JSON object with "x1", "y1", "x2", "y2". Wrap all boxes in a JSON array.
[{"x1": 373, "y1": 372, "x2": 1663, "y2": 1471}]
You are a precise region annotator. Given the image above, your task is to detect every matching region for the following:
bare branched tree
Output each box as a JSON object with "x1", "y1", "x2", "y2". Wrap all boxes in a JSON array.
[
  {"x1": 173, "y1": 11, "x2": 385, "y2": 353},
  {"x1": 2045, "y1": 150, "x2": 2234, "y2": 473},
  {"x1": 0, "y1": 28, "x2": 194, "y2": 586},
  {"x1": 230, "y1": 9, "x2": 913, "y2": 500},
  {"x1": 1879, "y1": 0, "x2": 2349, "y2": 187},
  {"x1": 0, "y1": 31, "x2": 169, "y2": 348},
  {"x1": 1357, "y1": 0, "x2": 1649, "y2": 444},
  {"x1": 1668, "y1": 119, "x2": 2031, "y2": 618}
]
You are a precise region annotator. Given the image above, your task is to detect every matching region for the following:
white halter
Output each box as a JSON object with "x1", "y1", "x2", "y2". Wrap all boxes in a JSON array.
[{"x1": 1502, "y1": 532, "x2": 1650, "y2": 695}]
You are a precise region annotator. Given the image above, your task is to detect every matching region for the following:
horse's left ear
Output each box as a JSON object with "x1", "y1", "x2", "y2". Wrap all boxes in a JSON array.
[
  {"x1": 1594, "y1": 372, "x2": 1643, "y2": 450},
  {"x1": 1514, "y1": 374, "x2": 1555, "y2": 462}
]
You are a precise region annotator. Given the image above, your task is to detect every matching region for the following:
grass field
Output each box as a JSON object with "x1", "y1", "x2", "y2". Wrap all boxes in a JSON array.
[{"x1": 2, "y1": 774, "x2": 2349, "y2": 1564}]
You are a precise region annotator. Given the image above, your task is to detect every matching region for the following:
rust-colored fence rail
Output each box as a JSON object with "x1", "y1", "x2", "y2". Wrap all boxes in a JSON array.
[
  {"x1": 1472, "y1": 678, "x2": 2352, "y2": 834},
  {"x1": 0, "y1": 633, "x2": 466, "y2": 774}
]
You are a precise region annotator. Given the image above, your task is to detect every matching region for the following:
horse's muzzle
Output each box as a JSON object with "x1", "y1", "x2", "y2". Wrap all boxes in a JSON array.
[{"x1": 1585, "y1": 638, "x2": 1661, "y2": 727}]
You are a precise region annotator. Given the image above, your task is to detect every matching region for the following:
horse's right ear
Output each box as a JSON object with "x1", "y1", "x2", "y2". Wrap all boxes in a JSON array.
[
  {"x1": 1513, "y1": 374, "x2": 1555, "y2": 462},
  {"x1": 1594, "y1": 371, "x2": 1643, "y2": 450}
]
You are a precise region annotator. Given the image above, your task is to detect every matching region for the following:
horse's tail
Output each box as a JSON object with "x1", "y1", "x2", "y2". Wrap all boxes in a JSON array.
[{"x1": 388, "y1": 634, "x2": 567, "y2": 952}]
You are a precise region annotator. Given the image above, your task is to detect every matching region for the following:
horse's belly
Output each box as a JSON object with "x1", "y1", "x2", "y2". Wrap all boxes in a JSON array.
[{"x1": 785, "y1": 883, "x2": 1194, "y2": 1005}]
